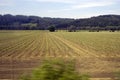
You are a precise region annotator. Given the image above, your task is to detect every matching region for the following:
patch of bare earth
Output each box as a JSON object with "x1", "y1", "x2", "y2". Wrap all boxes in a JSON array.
[{"x1": 0, "y1": 58, "x2": 42, "y2": 80}]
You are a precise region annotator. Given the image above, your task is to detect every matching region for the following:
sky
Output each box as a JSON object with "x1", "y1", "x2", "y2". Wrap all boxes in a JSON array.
[{"x1": 0, "y1": 0, "x2": 120, "y2": 18}]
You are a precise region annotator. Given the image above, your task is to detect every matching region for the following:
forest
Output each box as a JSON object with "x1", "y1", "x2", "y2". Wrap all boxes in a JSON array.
[{"x1": 0, "y1": 14, "x2": 120, "y2": 31}]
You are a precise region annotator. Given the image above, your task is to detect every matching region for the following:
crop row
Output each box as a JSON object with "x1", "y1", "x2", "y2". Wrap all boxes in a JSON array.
[{"x1": 0, "y1": 31, "x2": 81, "y2": 60}]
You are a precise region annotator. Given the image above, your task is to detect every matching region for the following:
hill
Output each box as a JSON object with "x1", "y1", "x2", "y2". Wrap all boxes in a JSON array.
[
  {"x1": 0, "y1": 14, "x2": 120, "y2": 30},
  {"x1": 0, "y1": 14, "x2": 74, "y2": 30},
  {"x1": 56, "y1": 15, "x2": 120, "y2": 30}
]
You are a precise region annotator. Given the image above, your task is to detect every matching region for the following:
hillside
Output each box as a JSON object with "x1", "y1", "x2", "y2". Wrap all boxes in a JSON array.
[
  {"x1": 74, "y1": 15, "x2": 120, "y2": 27},
  {"x1": 0, "y1": 14, "x2": 74, "y2": 30},
  {"x1": 56, "y1": 15, "x2": 120, "y2": 30},
  {"x1": 0, "y1": 14, "x2": 120, "y2": 30}
]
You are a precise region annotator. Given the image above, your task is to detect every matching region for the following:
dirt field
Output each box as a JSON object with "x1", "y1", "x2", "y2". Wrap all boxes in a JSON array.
[{"x1": 0, "y1": 30, "x2": 120, "y2": 80}]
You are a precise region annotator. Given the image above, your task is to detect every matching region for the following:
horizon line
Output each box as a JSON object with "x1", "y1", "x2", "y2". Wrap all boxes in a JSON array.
[{"x1": 0, "y1": 13, "x2": 120, "y2": 19}]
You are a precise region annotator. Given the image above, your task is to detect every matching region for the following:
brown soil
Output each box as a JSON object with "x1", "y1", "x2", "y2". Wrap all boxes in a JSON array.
[{"x1": 0, "y1": 58, "x2": 41, "y2": 79}]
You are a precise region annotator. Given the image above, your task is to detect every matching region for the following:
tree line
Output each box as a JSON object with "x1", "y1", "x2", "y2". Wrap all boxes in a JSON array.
[{"x1": 0, "y1": 14, "x2": 120, "y2": 31}]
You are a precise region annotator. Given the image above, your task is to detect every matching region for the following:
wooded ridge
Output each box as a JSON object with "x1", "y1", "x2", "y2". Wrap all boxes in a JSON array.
[{"x1": 0, "y1": 14, "x2": 120, "y2": 30}]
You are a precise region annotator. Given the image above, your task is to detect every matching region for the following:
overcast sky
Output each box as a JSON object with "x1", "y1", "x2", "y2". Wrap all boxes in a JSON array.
[{"x1": 0, "y1": 0, "x2": 120, "y2": 18}]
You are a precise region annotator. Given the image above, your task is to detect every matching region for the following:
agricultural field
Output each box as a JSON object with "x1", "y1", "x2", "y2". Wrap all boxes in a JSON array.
[{"x1": 0, "y1": 30, "x2": 120, "y2": 80}]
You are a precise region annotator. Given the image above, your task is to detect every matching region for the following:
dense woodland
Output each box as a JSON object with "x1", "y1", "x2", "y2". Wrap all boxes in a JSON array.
[{"x1": 0, "y1": 14, "x2": 120, "y2": 31}]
